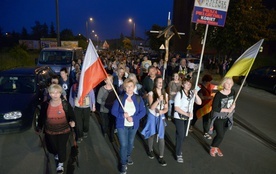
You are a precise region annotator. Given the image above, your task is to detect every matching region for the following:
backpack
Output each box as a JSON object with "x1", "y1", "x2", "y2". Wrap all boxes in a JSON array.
[{"x1": 180, "y1": 90, "x2": 193, "y2": 99}]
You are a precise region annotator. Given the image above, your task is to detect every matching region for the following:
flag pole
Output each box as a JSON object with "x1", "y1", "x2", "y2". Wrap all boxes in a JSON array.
[
  {"x1": 97, "y1": 57, "x2": 126, "y2": 111},
  {"x1": 90, "y1": 41, "x2": 125, "y2": 111},
  {"x1": 106, "y1": 77, "x2": 125, "y2": 112},
  {"x1": 186, "y1": 24, "x2": 209, "y2": 136}
]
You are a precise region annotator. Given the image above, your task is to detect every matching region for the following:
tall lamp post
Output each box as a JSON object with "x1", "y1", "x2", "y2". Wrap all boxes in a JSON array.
[
  {"x1": 86, "y1": 17, "x2": 93, "y2": 41},
  {"x1": 94, "y1": 34, "x2": 99, "y2": 49},
  {"x1": 128, "y1": 18, "x2": 136, "y2": 50}
]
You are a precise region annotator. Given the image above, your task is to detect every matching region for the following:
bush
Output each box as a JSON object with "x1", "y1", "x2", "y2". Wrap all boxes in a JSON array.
[{"x1": 0, "y1": 45, "x2": 38, "y2": 70}]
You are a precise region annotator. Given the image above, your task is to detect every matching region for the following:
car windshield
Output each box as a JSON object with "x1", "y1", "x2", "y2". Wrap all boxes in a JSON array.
[
  {"x1": 38, "y1": 50, "x2": 73, "y2": 65},
  {"x1": 0, "y1": 75, "x2": 36, "y2": 93}
]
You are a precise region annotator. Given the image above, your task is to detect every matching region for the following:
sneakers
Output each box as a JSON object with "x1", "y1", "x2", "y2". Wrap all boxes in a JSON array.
[
  {"x1": 127, "y1": 156, "x2": 134, "y2": 165},
  {"x1": 56, "y1": 163, "x2": 64, "y2": 174},
  {"x1": 158, "y1": 157, "x2": 167, "y2": 166},
  {"x1": 120, "y1": 164, "x2": 127, "y2": 174},
  {"x1": 54, "y1": 154, "x2": 59, "y2": 161},
  {"x1": 147, "y1": 151, "x2": 154, "y2": 159},
  {"x1": 83, "y1": 132, "x2": 88, "y2": 138},
  {"x1": 167, "y1": 117, "x2": 172, "y2": 121},
  {"x1": 210, "y1": 147, "x2": 217, "y2": 157},
  {"x1": 176, "y1": 155, "x2": 183, "y2": 163},
  {"x1": 216, "y1": 148, "x2": 223, "y2": 157},
  {"x1": 204, "y1": 133, "x2": 212, "y2": 140},
  {"x1": 77, "y1": 138, "x2": 83, "y2": 144},
  {"x1": 188, "y1": 126, "x2": 193, "y2": 132}
]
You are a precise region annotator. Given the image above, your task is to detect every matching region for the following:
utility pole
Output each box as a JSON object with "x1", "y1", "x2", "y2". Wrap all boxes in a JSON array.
[
  {"x1": 150, "y1": 12, "x2": 185, "y2": 79},
  {"x1": 55, "y1": 0, "x2": 60, "y2": 46}
]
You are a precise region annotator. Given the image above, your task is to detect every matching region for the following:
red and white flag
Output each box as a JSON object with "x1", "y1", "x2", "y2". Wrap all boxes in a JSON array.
[{"x1": 78, "y1": 39, "x2": 107, "y2": 105}]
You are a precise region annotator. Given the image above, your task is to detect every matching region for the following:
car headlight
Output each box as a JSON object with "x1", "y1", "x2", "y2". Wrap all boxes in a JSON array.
[{"x1": 3, "y1": 111, "x2": 22, "y2": 120}]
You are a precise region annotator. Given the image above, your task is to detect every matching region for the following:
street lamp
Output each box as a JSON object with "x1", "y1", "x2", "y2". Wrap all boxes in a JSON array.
[
  {"x1": 86, "y1": 17, "x2": 93, "y2": 41},
  {"x1": 128, "y1": 18, "x2": 136, "y2": 50}
]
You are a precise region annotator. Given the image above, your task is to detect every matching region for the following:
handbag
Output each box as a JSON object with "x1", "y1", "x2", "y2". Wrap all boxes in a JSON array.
[{"x1": 177, "y1": 112, "x2": 189, "y2": 120}]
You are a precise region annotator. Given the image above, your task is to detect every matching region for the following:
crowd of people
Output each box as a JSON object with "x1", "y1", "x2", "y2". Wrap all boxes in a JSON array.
[{"x1": 36, "y1": 51, "x2": 236, "y2": 174}]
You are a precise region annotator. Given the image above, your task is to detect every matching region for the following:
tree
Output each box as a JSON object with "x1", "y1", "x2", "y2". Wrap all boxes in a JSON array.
[
  {"x1": 41, "y1": 23, "x2": 49, "y2": 38},
  {"x1": 31, "y1": 21, "x2": 43, "y2": 40},
  {"x1": 60, "y1": 29, "x2": 74, "y2": 40},
  {"x1": 49, "y1": 22, "x2": 56, "y2": 38},
  {"x1": 194, "y1": 0, "x2": 276, "y2": 56},
  {"x1": 20, "y1": 27, "x2": 28, "y2": 39},
  {"x1": 122, "y1": 37, "x2": 132, "y2": 50},
  {"x1": 75, "y1": 34, "x2": 88, "y2": 49},
  {"x1": 117, "y1": 33, "x2": 124, "y2": 49}
]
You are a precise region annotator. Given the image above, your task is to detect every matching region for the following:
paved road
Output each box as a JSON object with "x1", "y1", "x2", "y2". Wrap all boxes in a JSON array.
[{"x1": 0, "y1": 84, "x2": 275, "y2": 174}]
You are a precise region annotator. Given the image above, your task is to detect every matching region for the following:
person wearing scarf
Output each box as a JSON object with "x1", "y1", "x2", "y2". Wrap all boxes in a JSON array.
[{"x1": 141, "y1": 76, "x2": 168, "y2": 167}]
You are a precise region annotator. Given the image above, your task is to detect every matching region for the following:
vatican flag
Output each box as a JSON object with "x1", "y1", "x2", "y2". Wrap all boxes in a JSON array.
[{"x1": 225, "y1": 39, "x2": 264, "y2": 77}]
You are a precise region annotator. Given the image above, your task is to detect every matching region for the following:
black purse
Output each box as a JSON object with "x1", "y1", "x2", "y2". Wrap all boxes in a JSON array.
[{"x1": 178, "y1": 113, "x2": 189, "y2": 120}]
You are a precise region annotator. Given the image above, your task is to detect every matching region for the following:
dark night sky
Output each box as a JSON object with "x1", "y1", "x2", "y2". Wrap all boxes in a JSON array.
[{"x1": 0, "y1": 0, "x2": 174, "y2": 41}]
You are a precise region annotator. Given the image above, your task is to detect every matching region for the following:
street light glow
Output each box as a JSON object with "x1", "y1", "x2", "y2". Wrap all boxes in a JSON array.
[
  {"x1": 86, "y1": 17, "x2": 93, "y2": 40},
  {"x1": 128, "y1": 18, "x2": 136, "y2": 50}
]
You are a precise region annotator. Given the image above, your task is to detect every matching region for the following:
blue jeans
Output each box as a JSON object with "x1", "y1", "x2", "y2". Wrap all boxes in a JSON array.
[{"x1": 117, "y1": 126, "x2": 138, "y2": 165}]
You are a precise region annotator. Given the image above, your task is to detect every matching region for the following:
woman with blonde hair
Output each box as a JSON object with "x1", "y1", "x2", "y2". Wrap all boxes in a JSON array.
[
  {"x1": 37, "y1": 84, "x2": 76, "y2": 174},
  {"x1": 111, "y1": 78, "x2": 146, "y2": 174},
  {"x1": 209, "y1": 77, "x2": 235, "y2": 157}
]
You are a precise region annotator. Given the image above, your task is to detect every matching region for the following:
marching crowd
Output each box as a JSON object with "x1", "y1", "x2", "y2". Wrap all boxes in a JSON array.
[{"x1": 36, "y1": 51, "x2": 236, "y2": 174}]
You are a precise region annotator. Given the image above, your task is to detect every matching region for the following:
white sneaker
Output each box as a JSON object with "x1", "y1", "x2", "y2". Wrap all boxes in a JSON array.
[
  {"x1": 177, "y1": 155, "x2": 183, "y2": 163},
  {"x1": 56, "y1": 165, "x2": 64, "y2": 174},
  {"x1": 204, "y1": 133, "x2": 212, "y2": 140}
]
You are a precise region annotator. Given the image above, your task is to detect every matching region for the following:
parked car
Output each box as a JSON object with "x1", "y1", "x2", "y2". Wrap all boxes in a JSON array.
[
  {"x1": 239, "y1": 66, "x2": 276, "y2": 94},
  {"x1": 0, "y1": 66, "x2": 56, "y2": 133}
]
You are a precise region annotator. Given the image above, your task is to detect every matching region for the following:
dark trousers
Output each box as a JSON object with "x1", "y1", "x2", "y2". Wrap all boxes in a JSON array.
[
  {"x1": 45, "y1": 132, "x2": 70, "y2": 163},
  {"x1": 100, "y1": 112, "x2": 115, "y2": 137},
  {"x1": 191, "y1": 112, "x2": 210, "y2": 133},
  {"x1": 211, "y1": 118, "x2": 228, "y2": 147},
  {"x1": 175, "y1": 119, "x2": 188, "y2": 156},
  {"x1": 74, "y1": 107, "x2": 90, "y2": 139},
  {"x1": 100, "y1": 112, "x2": 110, "y2": 134}
]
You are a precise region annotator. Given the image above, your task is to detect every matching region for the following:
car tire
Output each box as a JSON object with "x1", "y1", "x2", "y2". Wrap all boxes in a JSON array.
[{"x1": 32, "y1": 107, "x2": 40, "y2": 131}]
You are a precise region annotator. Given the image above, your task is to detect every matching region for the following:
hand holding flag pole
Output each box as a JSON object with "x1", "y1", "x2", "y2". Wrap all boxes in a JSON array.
[{"x1": 185, "y1": 24, "x2": 209, "y2": 136}]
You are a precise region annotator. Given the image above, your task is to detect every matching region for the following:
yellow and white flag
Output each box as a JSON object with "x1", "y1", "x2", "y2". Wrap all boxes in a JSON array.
[{"x1": 225, "y1": 39, "x2": 264, "y2": 77}]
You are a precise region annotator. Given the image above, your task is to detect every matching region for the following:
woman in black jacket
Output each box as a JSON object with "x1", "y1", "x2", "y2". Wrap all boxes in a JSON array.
[{"x1": 37, "y1": 84, "x2": 76, "y2": 174}]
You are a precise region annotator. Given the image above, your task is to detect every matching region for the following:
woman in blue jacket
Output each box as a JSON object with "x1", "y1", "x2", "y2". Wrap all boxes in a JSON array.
[{"x1": 111, "y1": 78, "x2": 146, "y2": 174}]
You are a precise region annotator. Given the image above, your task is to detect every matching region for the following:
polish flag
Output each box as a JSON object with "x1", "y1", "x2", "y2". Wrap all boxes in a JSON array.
[{"x1": 78, "y1": 39, "x2": 107, "y2": 105}]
